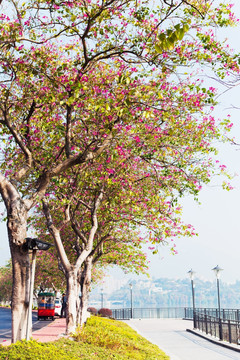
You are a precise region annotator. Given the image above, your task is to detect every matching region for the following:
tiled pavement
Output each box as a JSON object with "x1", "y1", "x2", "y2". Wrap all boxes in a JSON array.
[{"x1": 2, "y1": 317, "x2": 66, "y2": 346}]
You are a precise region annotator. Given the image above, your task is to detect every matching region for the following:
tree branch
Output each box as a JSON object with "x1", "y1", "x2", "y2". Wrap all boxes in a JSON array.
[
  {"x1": 42, "y1": 200, "x2": 71, "y2": 271},
  {"x1": 75, "y1": 186, "x2": 104, "y2": 268}
]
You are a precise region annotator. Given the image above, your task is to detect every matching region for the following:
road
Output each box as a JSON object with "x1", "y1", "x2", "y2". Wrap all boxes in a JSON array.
[
  {"x1": 0, "y1": 307, "x2": 54, "y2": 343},
  {"x1": 126, "y1": 319, "x2": 240, "y2": 360}
]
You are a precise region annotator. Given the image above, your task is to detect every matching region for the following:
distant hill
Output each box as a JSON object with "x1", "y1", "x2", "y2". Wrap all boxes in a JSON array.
[{"x1": 89, "y1": 278, "x2": 240, "y2": 309}]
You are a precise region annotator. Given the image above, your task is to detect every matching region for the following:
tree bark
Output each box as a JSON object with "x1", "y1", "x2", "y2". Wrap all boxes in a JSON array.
[
  {"x1": 65, "y1": 268, "x2": 81, "y2": 335},
  {"x1": 7, "y1": 200, "x2": 29, "y2": 343},
  {"x1": 10, "y1": 243, "x2": 30, "y2": 343},
  {"x1": 65, "y1": 258, "x2": 92, "y2": 334},
  {"x1": 79, "y1": 257, "x2": 93, "y2": 326},
  {"x1": 0, "y1": 175, "x2": 30, "y2": 343}
]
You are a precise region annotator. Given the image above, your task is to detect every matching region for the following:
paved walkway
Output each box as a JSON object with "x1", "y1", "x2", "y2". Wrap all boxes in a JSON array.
[
  {"x1": 2, "y1": 318, "x2": 66, "y2": 346},
  {"x1": 31, "y1": 317, "x2": 66, "y2": 342},
  {"x1": 126, "y1": 319, "x2": 240, "y2": 360},
  {"x1": 4, "y1": 316, "x2": 240, "y2": 360}
]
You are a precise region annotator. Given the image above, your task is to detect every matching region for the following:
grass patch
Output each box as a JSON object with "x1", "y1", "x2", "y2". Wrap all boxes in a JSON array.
[{"x1": 0, "y1": 316, "x2": 169, "y2": 360}]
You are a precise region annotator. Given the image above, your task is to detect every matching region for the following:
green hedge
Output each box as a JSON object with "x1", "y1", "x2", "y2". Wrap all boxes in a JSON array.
[
  {"x1": 0, "y1": 340, "x2": 76, "y2": 360},
  {"x1": 0, "y1": 316, "x2": 169, "y2": 360}
]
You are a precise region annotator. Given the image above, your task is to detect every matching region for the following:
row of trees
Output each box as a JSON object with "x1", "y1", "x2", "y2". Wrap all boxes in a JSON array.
[{"x1": 0, "y1": 0, "x2": 239, "y2": 342}]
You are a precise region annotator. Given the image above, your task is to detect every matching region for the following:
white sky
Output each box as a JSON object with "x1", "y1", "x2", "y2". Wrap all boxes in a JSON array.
[
  {"x1": 110, "y1": 0, "x2": 240, "y2": 285},
  {"x1": 1, "y1": 1, "x2": 240, "y2": 286},
  {"x1": 148, "y1": 0, "x2": 240, "y2": 284}
]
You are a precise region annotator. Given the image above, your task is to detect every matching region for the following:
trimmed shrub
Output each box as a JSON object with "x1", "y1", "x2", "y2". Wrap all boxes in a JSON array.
[
  {"x1": 0, "y1": 339, "x2": 78, "y2": 360},
  {"x1": 98, "y1": 308, "x2": 113, "y2": 318},
  {"x1": 73, "y1": 316, "x2": 170, "y2": 359},
  {"x1": 0, "y1": 318, "x2": 169, "y2": 359},
  {"x1": 87, "y1": 307, "x2": 97, "y2": 315}
]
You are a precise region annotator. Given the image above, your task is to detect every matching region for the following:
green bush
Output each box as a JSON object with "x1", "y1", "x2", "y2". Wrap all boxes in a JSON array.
[
  {"x1": 0, "y1": 317, "x2": 169, "y2": 360},
  {"x1": 73, "y1": 316, "x2": 170, "y2": 359},
  {"x1": 0, "y1": 340, "x2": 78, "y2": 360}
]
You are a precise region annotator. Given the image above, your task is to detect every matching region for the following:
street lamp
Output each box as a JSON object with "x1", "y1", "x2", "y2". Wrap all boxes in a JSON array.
[
  {"x1": 212, "y1": 265, "x2": 223, "y2": 341},
  {"x1": 25, "y1": 237, "x2": 53, "y2": 251},
  {"x1": 187, "y1": 269, "x2": 196, "y2": 328},
  {"x1": 129, "y1": 283, "x2": 133, "y2": 319},
  {"x1": 24, "y1": 237, "x2": 53, "y2": 341}
]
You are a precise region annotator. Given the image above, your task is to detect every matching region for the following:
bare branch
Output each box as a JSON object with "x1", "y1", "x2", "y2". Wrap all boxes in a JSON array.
[
  {"x1": 75, "y1": 186, "x2": 104, "y2": 268},
  {"x1": 42, "y1": 200, "x2": 71, "y2": 271}
]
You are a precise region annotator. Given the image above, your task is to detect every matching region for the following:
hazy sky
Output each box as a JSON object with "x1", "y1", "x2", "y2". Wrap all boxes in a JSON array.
[
  {"x1": 109, "y1": 0, "x2": 240, "y2": 285},
  {"x1": 1, "y1": 1, "x2": 240, "y2": 287},
  {"x1": 142, "y1": 0, "x2": 240, "y2": 285}
]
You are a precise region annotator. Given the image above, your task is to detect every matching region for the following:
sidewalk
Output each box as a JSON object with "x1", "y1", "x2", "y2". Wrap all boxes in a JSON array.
[
  {"x1": 2, "y1": 317, "x2": 67, "y2": 346},
  {"x1": 32, "y1": 317, "x2": 67, "y2": 343},
  {"x1": 126, "y1": 319, "x2": 240, "y2": 360},
  {"x1": 187, "y1": 327, "x2": 240, "y2": 353}
]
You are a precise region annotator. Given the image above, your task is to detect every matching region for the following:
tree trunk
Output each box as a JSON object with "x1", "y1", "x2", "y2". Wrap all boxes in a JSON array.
[
  {"x1": 79, "y1": 257, "x2": 93, "y2": 326},
  {"x1": 66, "y1": 268, "x2": 80, "y2": 335},
  {"x1": 0, "y1": 176, "x2": 30, "y2": 343},
  {"x1": 10, "y1": 243, "x2": 30, "y2": 343},
  {"x1": 7, "y1": 200, "x2": 29, "y2": 343}
]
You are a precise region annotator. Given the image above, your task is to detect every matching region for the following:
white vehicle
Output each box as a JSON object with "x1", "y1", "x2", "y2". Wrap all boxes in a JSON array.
[{"x1": 54, "y1": 298, "x2": 62, "y2": 316}]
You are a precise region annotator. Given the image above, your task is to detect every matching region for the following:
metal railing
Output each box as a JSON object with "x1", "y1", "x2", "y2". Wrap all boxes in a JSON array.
[
  {"x1": 111, "y1": 307, "x2": 186, "y2": 320},
  {"x1": 194, "y1": 311, "x2": 240, "y2": 345},
  {"x1": 184, "y1": 307, "x2": 240, "y2": 321},
  {"x1": 111, "y1": 306, "x2": 240, "y2": 345}
]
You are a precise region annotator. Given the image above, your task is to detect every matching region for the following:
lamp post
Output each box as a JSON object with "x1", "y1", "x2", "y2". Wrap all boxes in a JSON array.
[
  {"x1": 129, "y1": 283, "x2": 133, "y2": 319},
  {"x1": 24, "y1": 238, "x2": 53, "y2": 341},
  {"x1": 212, "y1": 265, "x2": 223, "y2": 341},
  {"x1": 187, "y1": 269, "x2": 196, "y2": 328}
]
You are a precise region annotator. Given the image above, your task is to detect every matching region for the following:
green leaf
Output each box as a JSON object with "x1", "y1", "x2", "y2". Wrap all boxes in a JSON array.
[{"x1": 155, "y1": 43, "x2": 162, "y2": 53}]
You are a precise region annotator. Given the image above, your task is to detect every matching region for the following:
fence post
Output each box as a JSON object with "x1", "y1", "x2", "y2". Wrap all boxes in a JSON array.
[
  {"x1": 228, "y1": 320, "x2": 232, "y2": 343},
  {"x1": 219, "y1": 318, "x2": 223, "y2": 341},
  {"x1": 205, "y1": 315, "x2": 208, "y2": 334},
  {"x1": 193, "y1": 309, "x2": 197, "y2": 329},
  {"x1": 195, "y1": 312, "x2": 198, "y2": 330},
  {"x1": 209, "y1": 315, "x2": 212, "y2": 336}
]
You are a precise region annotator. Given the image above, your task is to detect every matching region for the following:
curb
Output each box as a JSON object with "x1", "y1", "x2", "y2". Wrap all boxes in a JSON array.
[{"x1": 186, "y1": 328, "x2": 240, "y2": 353}]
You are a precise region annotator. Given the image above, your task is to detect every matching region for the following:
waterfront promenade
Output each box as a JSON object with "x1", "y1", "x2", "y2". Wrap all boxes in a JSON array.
[
  {"x1": 126, "y1": 319, "x2": 240, "y2": 360},
  {"x1": 3, "y1": 315, "x2": 240, "y2": 359}
]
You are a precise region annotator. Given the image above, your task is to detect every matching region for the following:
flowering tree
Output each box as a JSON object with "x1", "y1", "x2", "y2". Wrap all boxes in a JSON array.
[
  {"x1": 37, "y1": 74, "x2": 234, "y2": 331},
  {"x1": 0, "y1": 254, "x2": 64, "y2": 303},
  {"x1": 0, "y1": 0, "x2": 239, "y2": 341},
  {"x1": 38, "y1": 185, "x2": 150, "y2": 332},
  {"x1": 34, "y1": 250, "x2": 66, "y2": 292}
]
